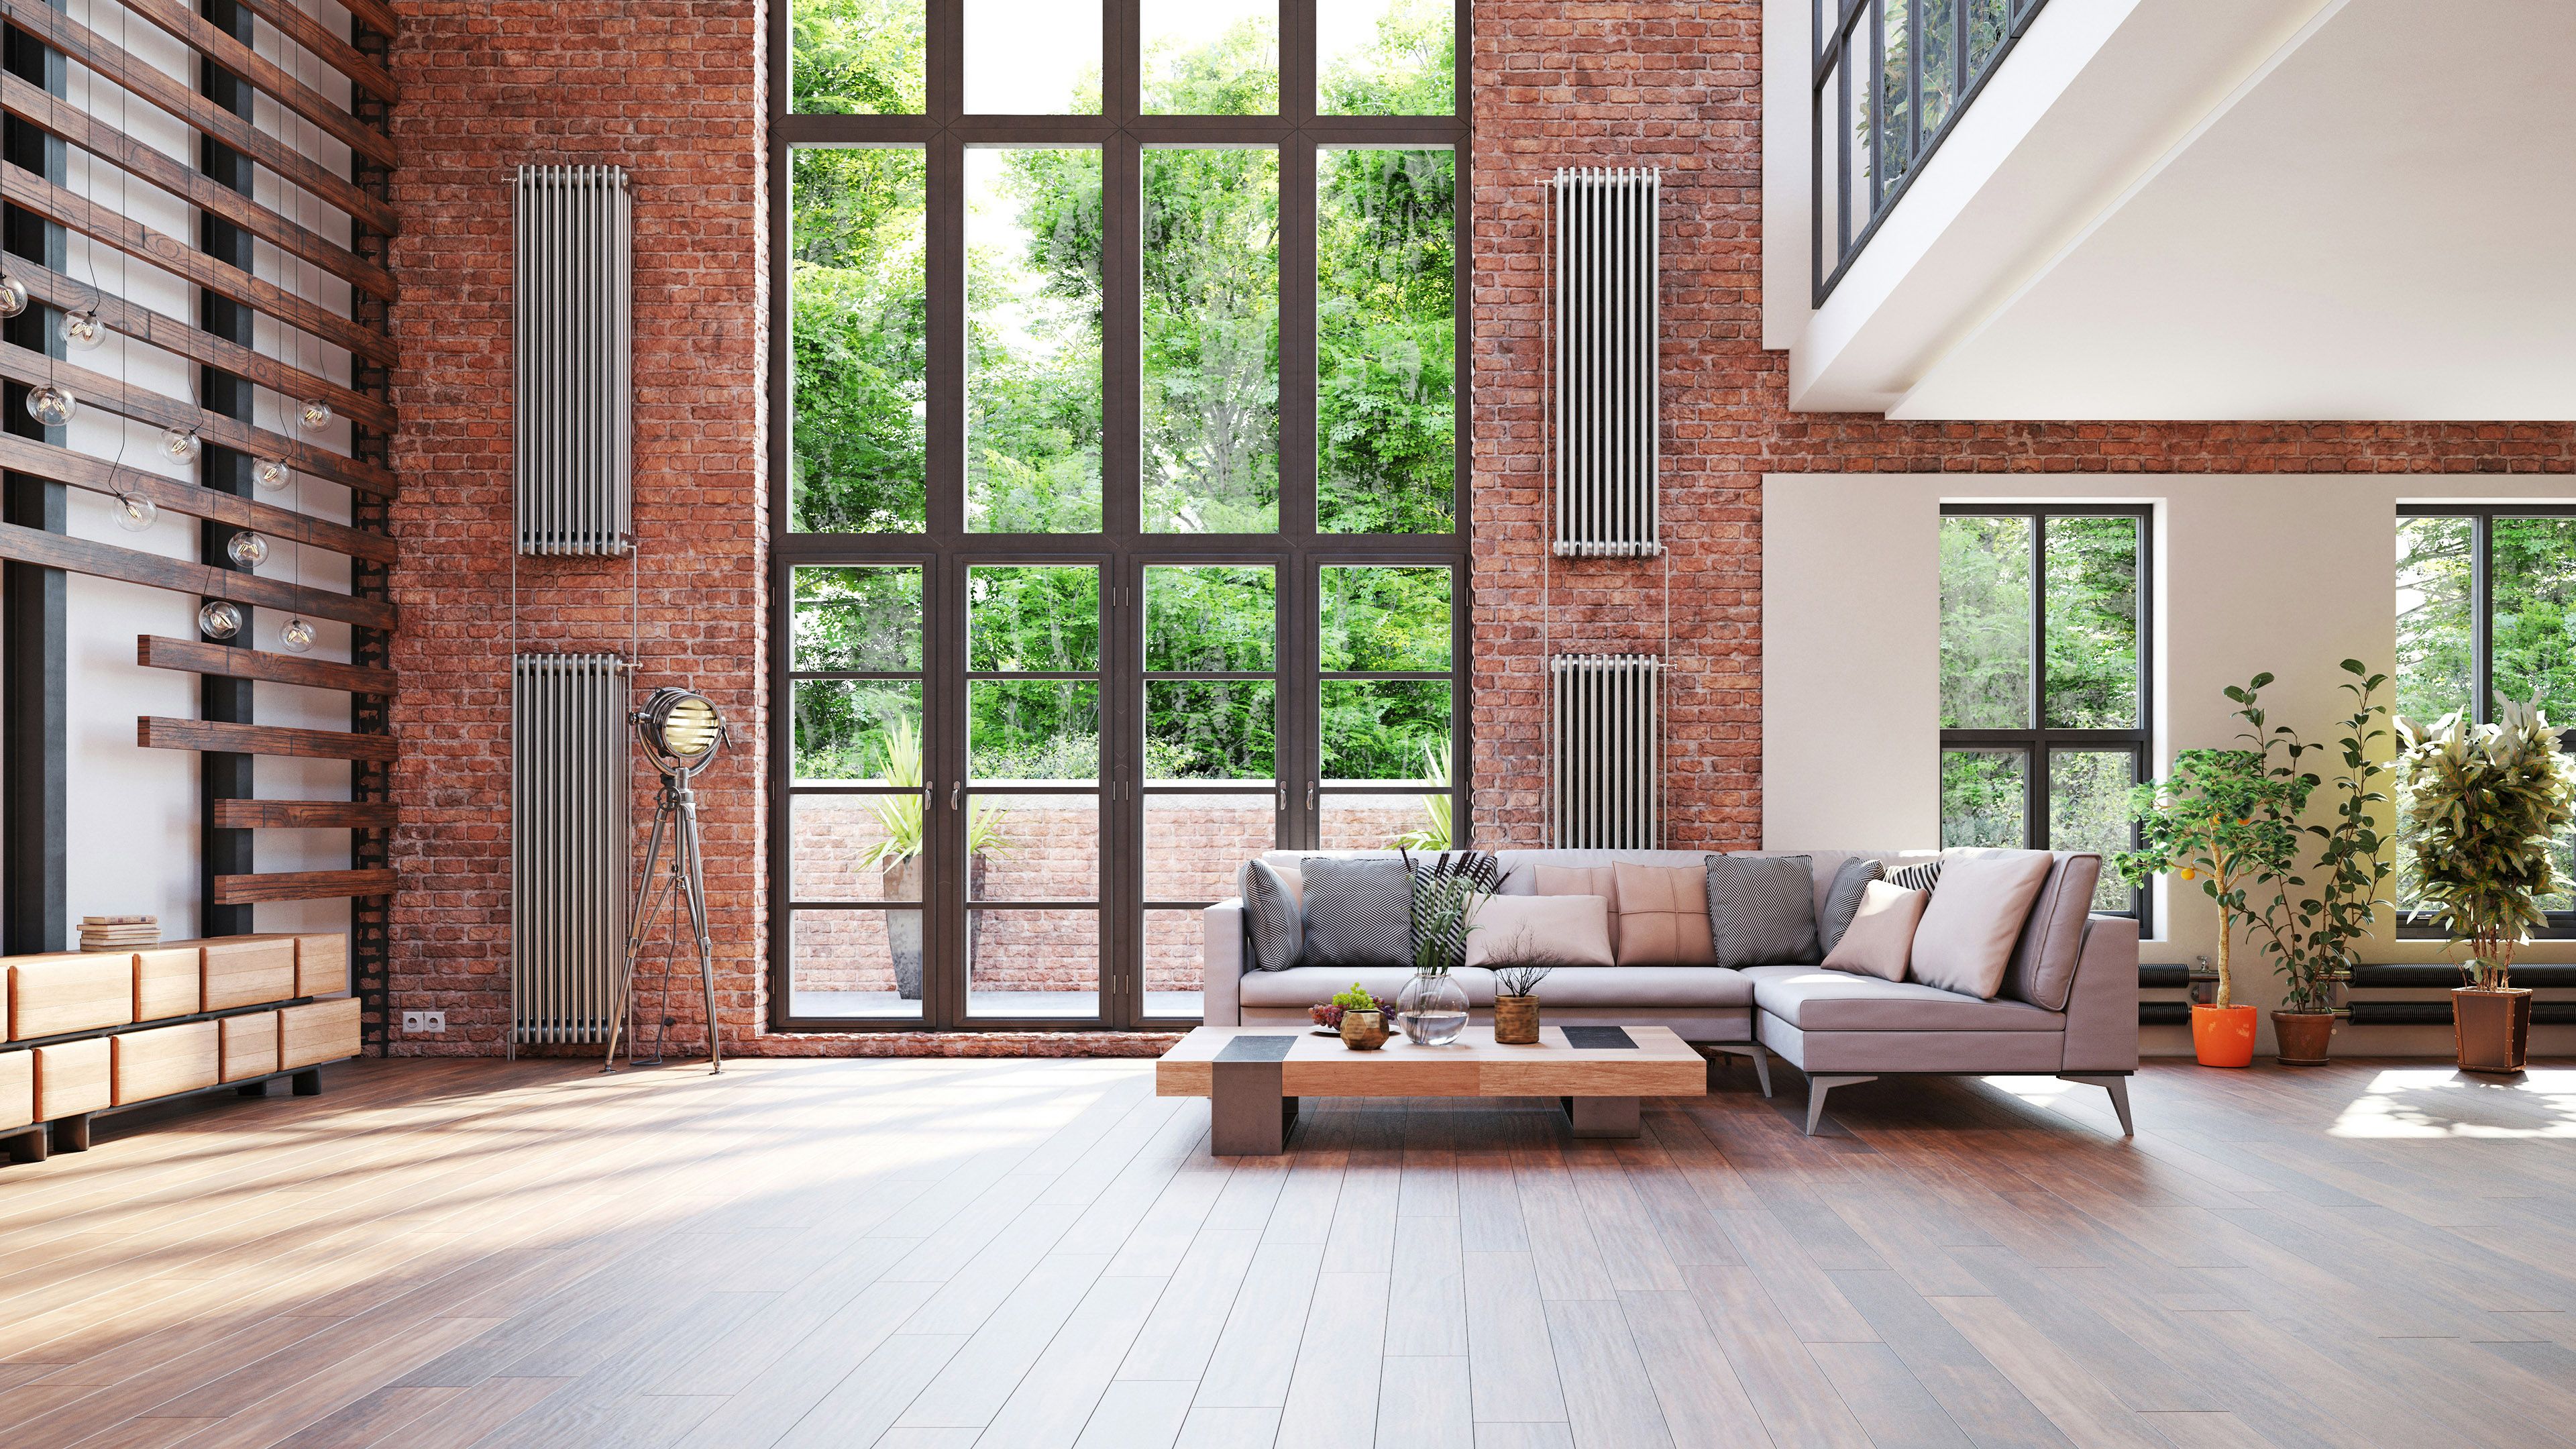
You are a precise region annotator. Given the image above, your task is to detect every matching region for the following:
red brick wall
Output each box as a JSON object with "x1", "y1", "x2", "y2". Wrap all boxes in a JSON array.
[{"x1": 1464, "y1": 0, "x2": 2576, "y2": 852}]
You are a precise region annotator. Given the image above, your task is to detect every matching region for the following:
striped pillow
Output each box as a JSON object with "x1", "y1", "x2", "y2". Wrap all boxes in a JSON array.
[{"x1": 1885, "y1": 858, "x2": 1944, "y2": 893}]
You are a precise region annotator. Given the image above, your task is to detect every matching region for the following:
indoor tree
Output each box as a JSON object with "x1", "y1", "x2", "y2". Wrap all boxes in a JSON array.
[{"x1": 2398, "y1": 692, "x2": 2576, "y2": 989}]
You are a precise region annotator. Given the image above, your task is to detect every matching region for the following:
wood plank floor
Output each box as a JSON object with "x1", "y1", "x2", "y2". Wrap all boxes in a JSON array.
[{"x1": 3, "y1": 1055, "x2": 2574, "y2": 1448}]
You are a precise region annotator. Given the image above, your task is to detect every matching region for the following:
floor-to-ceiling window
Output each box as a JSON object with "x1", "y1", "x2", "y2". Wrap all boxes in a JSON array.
[{"x1": 770, "y1": 0, "x2": 1471, "y2": 1030}]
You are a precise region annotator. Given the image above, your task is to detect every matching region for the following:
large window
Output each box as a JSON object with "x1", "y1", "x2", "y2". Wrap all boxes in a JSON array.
[
  {"x1": 2396, "y1": 508, "x2": 2576, "y2": 932},
  {"x1": 773, "y1": 0, "x2": 1470, "y2": 1030},
  {"x1": 1939, "y1": 506, "x2": 2149, "y2": 915}
]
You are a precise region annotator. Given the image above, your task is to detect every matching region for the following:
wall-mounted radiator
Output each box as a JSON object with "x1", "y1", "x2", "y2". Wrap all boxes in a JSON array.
[
  {"x1": 513, "y1": 653, "x2": 631, "y2": 1046},
  {"x1": 515, "y1": 165, "x2": 633, "y2": 557},
  {"x1": 1551, "y1": 167, "x2": 1661, "y2": 559},
  {"x1": 1552, "y1": 654, "x2": 1664, "y2": 849}
]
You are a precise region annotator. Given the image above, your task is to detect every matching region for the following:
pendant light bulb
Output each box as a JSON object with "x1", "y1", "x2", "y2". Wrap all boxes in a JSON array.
[
  {"x1": 25, "y1": 384, "x2": 72, "y2": 427},
  {"x1": 112, "y1": 493, "x2": 157, "y2": 532},
  {"x1": 58, "y1": 308, "x2": 103, "y2": 350},
  {"x1": 0, "y1": 270, "x2": 25, "y2": 319},
  {"x1": 197, "y1": 600, "x2": 243, "y2": 639},
  {"x1": 278, "y1": 616, "x2": 316, "y2": 653},
  {"x1": 225, "y1": 531, "x2": 268, "y2": 570},
  {"x1": 297, "y1": 398, "x2": 332, "y2": 431},
  {"x1": 160, "y1": 427, "x2": 202, "y2": 464},
  {"x1": 253, "y1": 458, "x2": 291, "y2": 492}
]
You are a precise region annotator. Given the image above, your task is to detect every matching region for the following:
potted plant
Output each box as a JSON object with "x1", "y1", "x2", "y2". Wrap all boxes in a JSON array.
[
  {"x1": 1489, "y1": 957, "x2": 1553, "y2": 1045},
  {"x1": 2397, "y1": 692, "x2": 2576, "y2": 1074},
  {"x1": 853, "y1": 715, "x2": 1008, "y2": 999},
  {"x1": 1332, "y1": 983, "x2": 1389, "y2": 1051},
  {"x1": 1395, "y1": 865, "x2": 1485, "y2": 1046},
  {"x1": 1392, "y1": 741, "x2": 1452, "y2": 850}
]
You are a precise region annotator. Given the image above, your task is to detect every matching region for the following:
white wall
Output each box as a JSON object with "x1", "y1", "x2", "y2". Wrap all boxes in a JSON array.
[{"x1": 1765, "y1": 472, "x2": 2576, "y2": 1056}]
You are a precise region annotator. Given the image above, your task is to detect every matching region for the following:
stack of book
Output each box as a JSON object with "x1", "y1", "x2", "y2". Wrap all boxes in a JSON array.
[{"x1": 79, "y1": 915, "x2": 160, "y2": 952}]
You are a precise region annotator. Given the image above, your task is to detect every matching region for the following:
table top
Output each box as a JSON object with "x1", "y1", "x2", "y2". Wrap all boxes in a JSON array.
[{"x1": 1155, "y1": 1024, "x2": 1707, "y2": 1099}]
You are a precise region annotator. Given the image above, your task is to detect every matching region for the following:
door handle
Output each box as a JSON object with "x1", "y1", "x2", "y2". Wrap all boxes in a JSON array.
[
  {"x1": 950, "y1": 782, "x2": 961, "y2": 811},
  {"x1": 1307, "y1": 782, "x2": 1318, "y2": 810},
  {"x1": 1277, "y1": 785, "x2": 1287, "y2": 813}
]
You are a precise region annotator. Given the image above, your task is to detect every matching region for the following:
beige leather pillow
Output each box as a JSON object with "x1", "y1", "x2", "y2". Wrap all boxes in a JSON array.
[
  {"x1": 1534, "y1": 864, "x2": 1619, "y2": 953},
  {"x1": 1611, "y1": 863, "x2": 1717, "y2": 966},
  {"x1": 1820, "y1": 880, "x2": 1928, "y2": 981},
  {"x1": 1908, "y1": 851, "x2": 2052, "y2": 998},
  {"x1": 1466, "y1": 894, "x2": 1615, "y2": 968}
]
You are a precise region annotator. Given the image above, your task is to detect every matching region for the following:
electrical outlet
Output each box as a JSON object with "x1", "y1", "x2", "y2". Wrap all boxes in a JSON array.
[{"x1": 401, "y1": 1010, "x2": 446, "y2": 1035}]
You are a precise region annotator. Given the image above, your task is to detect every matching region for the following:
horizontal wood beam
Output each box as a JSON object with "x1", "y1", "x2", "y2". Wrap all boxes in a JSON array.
[
  {"x1": 0, "y1": 434, "x2": 394, "y2": 566},
  {"x1": 209, "y1": 799, "x2": 397, "y2": 830},
  {"x1": 1, "y1": 164, "x2": 396, "y2": 368},
  {"x1": 11, "y1": 259, "x2": 396, "y2": 435},
  {"x1": 0, "y1": 522, "x2": 398, "y2": 631},
  {"x1": 115, "y1": 0, "x2": 398, "y2": 170},
  {"x1": 138, "y1": 635, "x2": 398, "y2": 696},
  {"x1": 0, "y1": 343, "x2": 397, "y2": 500},
  {"x1": 0, "y1": 0, "x2": 397, "y2": 237},
  {"x1": 212, "y1": 868, "x2": 395, "y2": 905},
  {"x1": 225, "y1": 0, "x2": 399, "y2": 105},
  {"x1": 140, "y1": 716, "x2": 397, "y2": 763},
  {"x1": 343, "y1": 0, "x2": 398, "y2": 40},
  {"x1": 0, "y1": 74, "x2": 394, "y2": 302}
]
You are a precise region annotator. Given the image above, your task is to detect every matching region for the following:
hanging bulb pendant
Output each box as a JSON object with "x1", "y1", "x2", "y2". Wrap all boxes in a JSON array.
[
  {"x1": 25, "y1": 384, "x2": 72, "y2": 427},
  {"x1": 225, "y1": 531, "x2": 268, "y2": 570},
  {"x1": 297, "y1": 398, "x2": 332, "y2": 431},
  {"x1": 197, "y1": 600, "x2": 242, "y2": 639},
  {"x1": 0, "y1": 270, "x2": 25, "y2": 319},
  {"x1": 278, "y1": 616, "x2": 316, "y2": 653},
  {"x1": 253, "y1": 458, "x2": 291, "y2": 492},
  {"x1": 160, "y1": 427, "x2": 202, "y2": 464},
  {"x1": 58, "y1": 308, "x2": 103, "y2": 350},
  {"x1": 112, "y1": 494, "x2": 157, "y2": 532}
]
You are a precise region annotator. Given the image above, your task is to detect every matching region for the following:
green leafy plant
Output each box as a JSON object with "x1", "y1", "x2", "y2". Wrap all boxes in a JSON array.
[
  {"x1": 1407, "y1": 864, "x2": 1488, "y2": 974},
  {"x1": 851, "y1": 714, "x2": 1008, "y2": 871},
  {"x1": 1391, "y1": 741, "x2": 1453, "y2": 851},
  {"x1": 2243, "y1": 663, "x2": 2397, "y2": 1013},
  {"x1": 2396, "y1": 692, "x2": 2576, "y2": 990},
  {"x1": 1330, "y1": 983, "x2": 1382, "y2": 1014}
]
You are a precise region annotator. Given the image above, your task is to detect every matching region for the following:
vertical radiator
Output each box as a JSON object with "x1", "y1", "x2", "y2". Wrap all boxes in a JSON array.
[
  {"x1": 513, "y1": 653, "x2": 631, "y2": 1046},
  {"x1": 1550, "y1": 167, "x2": 1661, "y2": 558},
  {"x1": 1552, "y1": 654, "x2": 1664, "y2": 849},
  {"x1": 514, "y1": 165, "x2": 633, "y2": 556}
]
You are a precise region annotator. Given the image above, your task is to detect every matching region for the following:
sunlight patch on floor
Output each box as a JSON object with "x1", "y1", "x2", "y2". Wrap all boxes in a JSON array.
[{"x1": 2330, "y1": 1068, "x2": 2576, "y2": 1137}]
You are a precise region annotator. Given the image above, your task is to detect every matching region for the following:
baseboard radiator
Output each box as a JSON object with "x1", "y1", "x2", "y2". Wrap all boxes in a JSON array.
[
  {"x1": 514, "y1": 165, "x2": 632, "y2": 557},
  {"x1": 513, "y1": 653, "x2": 631, "y2": 1046},
  {"x1": 1551, "y1": 166, "x2": 1661, "y2": 559},
  {"x1": 1552, "y1": 654, "x2": 1665, "y2": 849}
]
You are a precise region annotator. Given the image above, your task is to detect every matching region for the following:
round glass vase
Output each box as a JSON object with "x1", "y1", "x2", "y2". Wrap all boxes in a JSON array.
[{"x1": 1396, "y1": 968, "x2": 1470, "y2": 1046}]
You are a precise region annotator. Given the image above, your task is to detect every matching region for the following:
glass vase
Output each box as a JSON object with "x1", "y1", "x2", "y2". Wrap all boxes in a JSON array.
[{"x1": 1395, "y1": 969, "x2": 1469, "y2": 1046}]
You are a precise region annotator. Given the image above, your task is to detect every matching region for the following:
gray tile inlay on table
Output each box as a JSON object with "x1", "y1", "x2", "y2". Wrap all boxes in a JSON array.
[{"x1": 1216, "y1": 1035, "x2": 1299, "y2": 1063}]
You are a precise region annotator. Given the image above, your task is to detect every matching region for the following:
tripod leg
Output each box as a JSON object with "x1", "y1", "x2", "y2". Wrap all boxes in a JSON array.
[
  {"x1": 678, "y1": 790, "x2": 721, "y2": 1074},
  {"x1": 608, "y1": 798, "x2": 674, "y2": 1072}
]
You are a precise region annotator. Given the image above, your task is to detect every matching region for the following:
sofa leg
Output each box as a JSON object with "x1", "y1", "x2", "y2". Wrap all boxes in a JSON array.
[
  {"x1": 1705, "y1": 1044, "x2": 1772, "y2": 1099},
  {"x1": 2059, "y1": 1074, "x2": 2135, "y2": 1136},
  {"x1": 1805, "y1": 1075, "x2": 1874, "y2": 1136}
]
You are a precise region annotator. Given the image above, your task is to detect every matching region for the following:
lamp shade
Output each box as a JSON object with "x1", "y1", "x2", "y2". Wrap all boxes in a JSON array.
[{"x1": 636, "y1": 687, "x2": 725, "y2": 774}]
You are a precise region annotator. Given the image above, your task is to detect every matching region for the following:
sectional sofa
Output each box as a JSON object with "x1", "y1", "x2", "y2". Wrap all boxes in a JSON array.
[{"x1": 1201, "y1": 847, "x2": 2139, "y2": 1136}]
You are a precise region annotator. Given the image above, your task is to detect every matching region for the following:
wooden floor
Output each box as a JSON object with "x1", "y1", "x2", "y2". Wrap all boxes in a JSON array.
[{"x1": 3, "y1": 1057, "x2": 2575, "y2": 1449}]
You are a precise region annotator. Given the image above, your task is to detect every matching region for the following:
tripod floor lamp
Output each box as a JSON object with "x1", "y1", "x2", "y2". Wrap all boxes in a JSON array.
[{"x1": 606, "y1": 687, "x2": 728, "y2": 1074}]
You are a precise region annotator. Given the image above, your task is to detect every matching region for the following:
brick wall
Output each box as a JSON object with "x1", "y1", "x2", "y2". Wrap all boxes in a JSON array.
[{"x1": 1464, "y1": 1, "x2": 2576, "y2": 852}]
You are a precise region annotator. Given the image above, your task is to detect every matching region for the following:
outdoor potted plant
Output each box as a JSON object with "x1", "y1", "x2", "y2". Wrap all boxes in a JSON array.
[
  {"x1": 1332, "y1": 983, "x2": 1389, "y2": 1051},
  {"x1": 853, "y1": 715, "x2": 1007, "y2": 999},
  {"x1": 2397, "y1": 692, "x2": 2576, "y2": 1074}
]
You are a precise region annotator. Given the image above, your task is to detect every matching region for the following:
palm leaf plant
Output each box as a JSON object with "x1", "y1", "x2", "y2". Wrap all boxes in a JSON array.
[
  {"x1": 1392, "y1": 740, "x2": 1452, "y2": 851},
  {"x1": 2396, "y1": 692, "x2": 2576, "y2": 990},
  {"x1": 853, "y1": 714, "x2": 1008, "y2": 879}
]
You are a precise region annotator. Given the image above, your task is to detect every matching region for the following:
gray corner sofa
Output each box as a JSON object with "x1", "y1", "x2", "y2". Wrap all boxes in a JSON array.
[{"x1": 1201, "y1": 847, "x2": 2140, "y2": 1136}]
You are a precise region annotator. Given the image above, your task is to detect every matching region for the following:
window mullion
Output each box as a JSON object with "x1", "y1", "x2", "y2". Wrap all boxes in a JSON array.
[
  {"x1": 2475, "y1": 512, "x2": 2493, "y2": 724},
  {"x1": 1280, "y1": 140, "x2": 1319, "y2": 539}
]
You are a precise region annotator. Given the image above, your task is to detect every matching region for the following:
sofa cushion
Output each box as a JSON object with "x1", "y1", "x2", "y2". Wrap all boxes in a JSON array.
[
  {"x1": 1742, "y1": 966, "x2": 2062, "y2": 1032},
  {"x1": 1301, "y1": 857, "x2": 1413, "y2": 969},
  {"x1": 1237, "y1": 860, "x2": 1303, "y2": 973},
  {"x1": 2004, "y1": 853, "x2": 2103, "y2": 1011},
  {"x1": 1611, "y1": 863, "x2": 1717, "y2": 965},
  {"x1": 1705, "y1": 854, "x2": 1819, "y2": 968},
  {"x1": 1534, "y1": 864, "x2": 1621, "y2": 953},
  {"x1": 1815, "y1": 856, "x2": 1884, "y2": 955},
  {"x1": 1240, "y1": 965, "x2": 1499, "y2": 1010},
  {"x1": 1908, "y1": 849, "x2": 2052, "y2": 999},
  {"x1": 1819, "y1": 879, "x2": 1927, "y2": 982},
  {"x1": 1466, "y1": 894, "x2": 1615, "y2": 968},
  {"x1": 1521, "y1": 966, "x2": 1752, "y2": 1009}
]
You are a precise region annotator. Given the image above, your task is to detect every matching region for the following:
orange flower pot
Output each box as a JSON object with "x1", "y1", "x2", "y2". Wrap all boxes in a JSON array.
[{"x1": 2190, "y1": 1003, "x2": 2257, "y2": 1068}]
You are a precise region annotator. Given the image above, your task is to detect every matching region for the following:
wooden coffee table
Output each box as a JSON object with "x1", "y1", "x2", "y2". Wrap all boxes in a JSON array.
[{"x1": 1155, "y1": 1024, "x2": 1707, "y2": 1155}]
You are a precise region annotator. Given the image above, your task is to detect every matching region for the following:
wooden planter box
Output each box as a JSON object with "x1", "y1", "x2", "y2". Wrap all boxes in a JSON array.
[
  {"x1": 36, "y1": 1038, "x2": 111, "y2": 1119},
  {"x1": 0, "y1": 1051, "x2": 30, "y2": 1132},
  {"x1": 280, "y1": 998, "x2": 362, "y2": 1070},
  {"x1": 201, "y1": 938, "x2": 297, "y2": 1012},
  {"x1": 7, "y1": 953, "x2": 138, "y2": 1040},
  {"x1": 136, "y1": 946, "x2": 202, "y2": 1022},
  {"x1": 113, "y1": 1022, "x2": 221, "y2": 1105},
  {"x1": 220, "y1": 1012, "x2": 280, "y2": 1083}
]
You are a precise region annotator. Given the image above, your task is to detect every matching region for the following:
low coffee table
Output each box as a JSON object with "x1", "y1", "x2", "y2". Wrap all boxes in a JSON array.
[{"x1": 1155, "y1": 1024, "x2": 1707, "y2": 1155}]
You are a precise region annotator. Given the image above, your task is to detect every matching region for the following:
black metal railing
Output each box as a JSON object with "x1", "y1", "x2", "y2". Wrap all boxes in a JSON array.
[{"x1": 1812, "y1": 0, "x2": 2049, "y2": 305}]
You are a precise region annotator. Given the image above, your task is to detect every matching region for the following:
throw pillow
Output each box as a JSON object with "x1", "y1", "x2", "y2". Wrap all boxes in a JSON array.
[
  {"x1": 1907, "y1": 850, "x2": 2052, "y2": 998},
  {"x1": 1611, "y1": 863, "x2": 1718, "y2": 965},
  {"x1": 1705, "y1": 855, "x2": 1820, "y2": 967},
  {"x1": 1815, "y1": 856, "x2": 1885, "y2": 955},
  {"x1": 1464, "y1": 894, "x2": 1615, "y2": 969},
  {"x1": 1885, "y1": 858, "x2": 1943, "y2": 892},
  {"x1": 1407, "y1": 850, "x2": 1500, "y2": 968},
  {"x1": 1236, "y1": 860, "x2": 1303, "y2": 972},
  {"x1": 1534, "y1": 864, "x2": 1621, "y2": 953},
  {"x1": 1301, "y1": 856, "x2": 1414, "y2": 969},
  {"x1": 1821, "y1": 879, "x2": 1929, "y2": 981}
]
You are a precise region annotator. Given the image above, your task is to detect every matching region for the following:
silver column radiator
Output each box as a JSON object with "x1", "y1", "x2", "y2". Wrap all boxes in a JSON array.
[
  {"x1": 513, "y1": 653, "x2": 631, "y2": 1046},
  {"x1": 514, "y1": 165, "x2": 633, "y2": 556},
  {"x1": 1550, "y1": 167, "x2": 1660, "y2": 559},
  {"x1": 1552, "y1": 654, "x2": 1664, "y2": 849}
]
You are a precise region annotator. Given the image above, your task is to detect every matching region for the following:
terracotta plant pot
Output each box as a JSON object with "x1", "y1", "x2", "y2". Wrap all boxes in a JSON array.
[
  {"x1": 2190, "y1": 1002, "x2": 2257, "y2": 1068},
  {"x1": 2453, "y1": 987, "x2": 2532, "y2": 1074},
  {"x1": 1493, "y1": 995, "x2": 1540, "y2": 1045},
  {"x1": 2270, "y1": 1010, "x2": 2334, "y2": 1067},
  {"x1": 1338, "y1": 1009, "x2": 1389, "y2": 1052}
]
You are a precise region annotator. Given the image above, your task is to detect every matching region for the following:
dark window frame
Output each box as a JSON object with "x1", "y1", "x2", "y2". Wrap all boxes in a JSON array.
[
  {"x1": 1939, "y1": 503, "x2": 2151, "y2": 925},
  {"x1": 767, "y1": 0, "x2": 1475, "y2": 1033}
]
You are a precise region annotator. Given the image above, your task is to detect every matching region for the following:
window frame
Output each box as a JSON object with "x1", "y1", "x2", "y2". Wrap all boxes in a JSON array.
[
  {"x1": 1938, "y1": 503, "x2": 2152, "y2": 925},
  {"x1": 766, "y1": 0, "x2": 1475, "y2": 1032}
]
